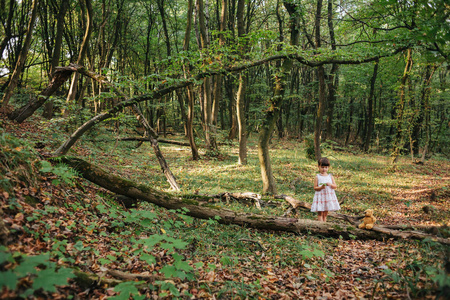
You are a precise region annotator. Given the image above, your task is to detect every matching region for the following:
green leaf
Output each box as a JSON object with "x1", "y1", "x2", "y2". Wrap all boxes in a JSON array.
[
  {"x1": 137, "y1": 235, "x2": 164, "y2": 248},
  {"x1": 73, "y1": 241, "x2": 85, "y2": 251},
  {"x1": 32, "y1": 267, "x2": 74, "y2": 292},
  {"x1": 111, "y1": 281, "x2": 145, "y2": 300},
  {"x1": 140, "y1": 253, "x2": 156, "y2": 264},
  {"x1": 157, "y1": 280, "x2": 180, "y2": 297},
  {"x1": 160, "y1": 265, "x2": 177, "y2": 278},
  {"x1": 39, "y1": 161, "x2": 53, "y2": 173},
  {"x1": 171, "y1": 239, "x2": 188, "y2": 250},
  {"x1": 0, "y1": 247, "x2": 14, "y2": 264},
  {"x1": 15, "y1": 254, "x2": 51, "y2": 276},
  {"x1": 0, "y1": 270, "x2": 18, "y2": 289},
  {"x1": 98, "y1": 258, "x2": 111, "y2": 265},
  {"x1": 138, "y1": 211, "x2": 157, "y2": 220},
  {"x1": 299, "y1": 250, "x2": 314, "y2": 259}
]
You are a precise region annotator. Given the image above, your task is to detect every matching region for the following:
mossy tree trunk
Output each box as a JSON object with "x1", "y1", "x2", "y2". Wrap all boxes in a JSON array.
[
  {"x1": 61, "y1": 157, "x2": 450, "y2": 245},
  {"x1": 391, "y1": 48, "x2": 413, "y2": 164}
]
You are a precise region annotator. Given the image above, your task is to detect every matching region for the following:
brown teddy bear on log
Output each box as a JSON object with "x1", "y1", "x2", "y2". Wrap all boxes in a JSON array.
[{"x1": 358, "y1": 209, "x2": 376, "y2": 230}]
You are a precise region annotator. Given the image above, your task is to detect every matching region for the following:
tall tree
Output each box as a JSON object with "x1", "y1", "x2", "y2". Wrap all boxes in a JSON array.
[
  {"x1": 0, "y1": 0, "x2": 16, "y2": 60},
  {"x1": 65, "y1": 0, "x2": 93, "y2": 112},
  {"x1": 182, "y1": 0, "x2": 200, "y2": 160},
  {"x1": 313, "y1": 0, "x2": 326, "y2": 161},
  {"x1": 236, "y1": 0, "x2": 247, "y2": 165},
  {"x1": 196, "y1": 0, "x2": 218, "y2": 154},
  {"x1": 1, "y1": 0, "x2": 39, "y2": 111},
  {"x1": 391, "y1": 48, "x2": 413, "y2": 164},
  {"x1": 324, "y1": 0, "x2": 338, "y2": 141},
  {"x1": 257, "y1": 0, "x2": 301, "y2": 194},
  {"x1": 43, "y1": 0, "x2": 70, "y2": 119},
  {"x1": 363, "y1": 58, "x2": 379, "y2": 152}
]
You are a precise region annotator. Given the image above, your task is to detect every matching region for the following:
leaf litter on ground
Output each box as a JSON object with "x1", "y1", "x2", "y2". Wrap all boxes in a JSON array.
[{"x1": 0, "y1": 115, "x2": 449, "y2": 299}]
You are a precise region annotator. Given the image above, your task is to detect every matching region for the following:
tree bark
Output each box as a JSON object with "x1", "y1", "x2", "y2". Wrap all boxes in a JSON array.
[
  {"x1": 65, "y1": 0, "x2": 93, "y2": 113},
  {"x1": 258, "y1": 61, "x2": 290, "y2": 195},
  {"x1": 196, "y1": 0, "x2": 218, "y2": 154},
  {"x1": 212, "y1": 0, "x2": 228, "y2": 128},
  {"x1": 0, "y1": 0, "x2": 39, "y2": 110},
  {"x1": 61, "y1": 157, "x2": 450, "y2": 245},
  {"x1": 391, "y1": 49, "x2": 413, "y2": 164},
  {"x1": 182, "y1": 0, "x2": 200, "y2": 160},
  {"x1": 278, "y1": 194, "x2": 450, "y2": 245},
  {"x1": 43, "y1": 0, "x2": 70, "y2": 119},
  {"x1": 412, "y1": 64, "x2": 438, "y2": 158},
  {"x1": 0, "y1": 0, "x2": 16, "y2": 61},
  {"x1": 9, "y1": 67, "x2": 75, "y2": 122},
  {"x1": 236, "y1": 74, "x2": 248, "y2": 165},
  {"x1": 313, "y1": 0, "x2": 325, "y2": 161},
  {"x1": 325, "y1": 0, "x2": 338, "y2": 141},
  {"x1": 363, "y1": 58, "x2": 379, "y2": 152},
  {"x1": 236, "y1": 0, "x2": 247, "y2": 165}
]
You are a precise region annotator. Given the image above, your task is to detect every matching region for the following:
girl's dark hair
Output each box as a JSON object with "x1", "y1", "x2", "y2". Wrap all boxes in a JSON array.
[{"x1": 318, "y1": 157, "x2": 330, "y2": 166}]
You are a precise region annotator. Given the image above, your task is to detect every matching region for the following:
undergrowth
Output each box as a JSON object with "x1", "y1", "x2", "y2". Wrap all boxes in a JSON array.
[{"x1": 0, "y1": 118, "x2": 449, "y2": 299}]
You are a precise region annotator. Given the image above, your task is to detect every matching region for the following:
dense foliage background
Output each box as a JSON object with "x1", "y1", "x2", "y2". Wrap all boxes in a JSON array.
[{"x1": 1, "y1": 0, "x2": 449, "y2": 161}]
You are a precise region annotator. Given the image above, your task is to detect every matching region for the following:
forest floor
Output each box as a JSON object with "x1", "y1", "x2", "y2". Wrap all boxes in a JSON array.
[{"x1": 1, "y1": 113, "x2": 449, "y2": 299}]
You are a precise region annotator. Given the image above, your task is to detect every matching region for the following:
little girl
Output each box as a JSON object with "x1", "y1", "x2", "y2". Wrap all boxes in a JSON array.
[{"x1": 311, "y1": 157, "x2": 340, "y2": 222}]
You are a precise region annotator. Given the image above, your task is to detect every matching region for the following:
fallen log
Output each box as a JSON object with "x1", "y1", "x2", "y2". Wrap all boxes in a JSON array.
[
  {"x1": 60, "y1": 157, "x2": 450, "y2": 245},
  {"x1": 277, "y1": 194, "x2": 450, "y2": 243},
  {"x1": 73, "y1": 268, "x2": 172, "y2": 290},
  {"x1": 119, "y1": 137, "x2": 191, "y2": 147},
  {"x1": 213, "y1": 192, "x2": 281, "y2": 209}
]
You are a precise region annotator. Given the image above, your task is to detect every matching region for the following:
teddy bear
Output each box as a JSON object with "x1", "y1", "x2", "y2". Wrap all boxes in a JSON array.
[{"x1": 358, "y1": 209, "x2": 377, "y2": 230}]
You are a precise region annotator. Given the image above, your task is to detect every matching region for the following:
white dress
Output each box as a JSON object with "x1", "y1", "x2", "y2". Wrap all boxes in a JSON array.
[{"x1": 311, "y1": 174, "x2": 340, "y2": 212}]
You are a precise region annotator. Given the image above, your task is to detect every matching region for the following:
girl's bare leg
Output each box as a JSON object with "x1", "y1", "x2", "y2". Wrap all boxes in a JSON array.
[
  {"x1": 318, "y1": 212, "x2": 324, "y2": 222},
  {"x1": 323, "y1": 211, "x2": 329, "y2": 222}
]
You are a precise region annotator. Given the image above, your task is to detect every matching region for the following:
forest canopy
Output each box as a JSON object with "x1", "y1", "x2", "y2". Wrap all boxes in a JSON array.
[{"x1": 0, "y1": 0, "x2": 448, "y2": 171}]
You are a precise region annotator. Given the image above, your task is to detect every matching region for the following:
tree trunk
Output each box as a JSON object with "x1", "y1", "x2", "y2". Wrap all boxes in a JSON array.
[
  {"x1": 324, "y1": 0, "x2": 338, "y2": 141},
  {"x1": 186, "y1": 85, "x2": 200, "y2": 160},
  {"x1": 258, "y1": 62, "x2": 290, "y2": 195},
  {"x1": 212, "y1": 0, "x2": 228, "y2": 128},
  {"x1": 363, "y1": 58, "x2": 379, "y2": 152},
  {"x1": 0, "y1": 0, "x2": 39, "y2": 111},
  {"x1": 226, "y1": 76, "x2": 237, "y2": 140},
  {"x1": 43, "y1": 0, "x2": 70, "y2": 119},
  {"x1": 412, "y1": 64, "x2": 438, "y2": 157},
  {"x1": 236, "y1": 0, "x2": 247, "y2": 165},
  {"x1": 182, "y1": 0, "x2": 200, "y2": 160},
  {"x1": 236, "y1": 74, "x2": 247, "y2": 165},
  {"x1": 157, "y1": 0, "x2": 172, "y2": 57},
  {"x1": 314, "y1": 66, "x2": 326, "y2": 160},
  {"x1": 196, "y1": 0, "x2": 218, "y2": 154},
  {"x1": 256, "y1": 0, "x2": 300, "y2": 194},
  {"x1": 280, "y1": 194, "x2": 449, "y2": 244},
  {"x1": 313, "y1": 0, "x2": 325, "y2": 161},
  {"x1": 9, "y1": 67, "x2": 75, "y2": 122},
  {"x1": 391, "y1": 49, "x2": 413, "y2": 164},
  {"x1": 345, "y1": 97, "x2": 354, "y2": 146},
  {"x1": 0, "y1": 0, "x2": 16, "y2": 62},
  {"x1": 61, "y1": 157, "x2": 450, "y2": 245},
  {"x1": 65, "y1": 0, "x2": 93, "y2": 113}
]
